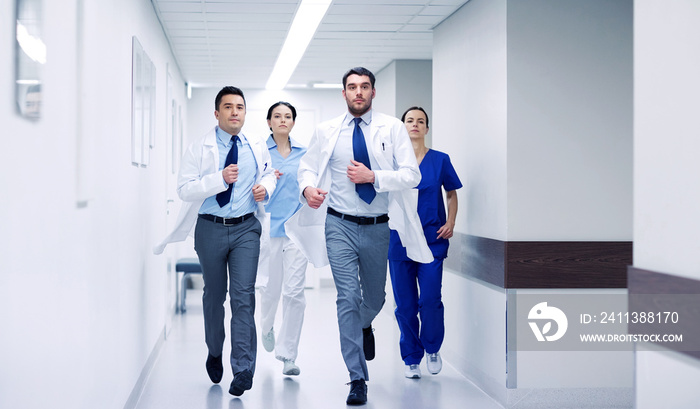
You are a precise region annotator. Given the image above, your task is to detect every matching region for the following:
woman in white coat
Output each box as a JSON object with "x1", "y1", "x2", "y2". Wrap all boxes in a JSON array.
[{"x1": 257, "y1": 101, "x2": 308, "y2": 376}]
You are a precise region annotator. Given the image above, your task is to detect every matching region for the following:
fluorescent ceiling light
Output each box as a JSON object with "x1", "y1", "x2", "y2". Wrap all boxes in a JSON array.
[
  {"x1": 265, "y1": 0, "x2": 332, "y2": 90},
  {"x1": 312, "y1": 83, "x2": 342, "y2": 89}
]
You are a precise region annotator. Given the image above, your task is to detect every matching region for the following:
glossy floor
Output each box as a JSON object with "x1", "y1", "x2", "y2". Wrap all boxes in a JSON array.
[{"x1": 134, "y1": 286, "x2": 503, "y2": 409}]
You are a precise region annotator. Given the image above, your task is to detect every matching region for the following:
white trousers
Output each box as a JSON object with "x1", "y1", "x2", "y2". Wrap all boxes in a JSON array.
[{"x1": 258, "y1": 236, "x2": 308, "y2": 361}]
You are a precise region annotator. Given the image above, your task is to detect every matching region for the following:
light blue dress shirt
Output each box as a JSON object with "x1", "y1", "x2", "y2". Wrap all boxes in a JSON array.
[
  {"x1": 264, "y1": 135, "x2": 307, "y2": 237},
  {"x1": 327, "y1": 110, "x2": 389, "y2": 216},
  {"x1": 199, "y1": 126, "x2": 257, "y2": 218}
]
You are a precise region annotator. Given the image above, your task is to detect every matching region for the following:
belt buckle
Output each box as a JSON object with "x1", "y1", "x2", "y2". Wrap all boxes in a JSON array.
[{"x1": 223, "y1": 217, "x2": 235, "y2": 226}]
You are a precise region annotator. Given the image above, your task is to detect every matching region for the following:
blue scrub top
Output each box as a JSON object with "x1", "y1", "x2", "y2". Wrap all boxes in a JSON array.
[
  {"x1": 389, "y1": 149, "x2": 462, "y2": 261},
  {"x1": 264, "y1": 135, "x2": 307, "y2": 237}
]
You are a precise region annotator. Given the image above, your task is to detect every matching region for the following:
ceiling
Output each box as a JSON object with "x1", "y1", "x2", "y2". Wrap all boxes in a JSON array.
[{"x1": 151, "y1": 0, "x2": 469, "y2": 89}]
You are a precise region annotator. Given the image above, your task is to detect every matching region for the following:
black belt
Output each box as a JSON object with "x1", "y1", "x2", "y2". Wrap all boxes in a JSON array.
[
  {"x1": 199, "y1": 212, "x2": 254, "y2": 226},
  {"x1": 327, "y1": 208, "x2": 389, "y2": 225}
]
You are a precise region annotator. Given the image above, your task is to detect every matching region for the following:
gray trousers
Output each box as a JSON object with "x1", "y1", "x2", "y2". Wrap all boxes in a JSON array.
[
  {"x1": 194, "y1": 215, "x2": 261, "y2": 375},
  {"x1": 325, "y1": 214, "x2": 390, "y2": 381}
]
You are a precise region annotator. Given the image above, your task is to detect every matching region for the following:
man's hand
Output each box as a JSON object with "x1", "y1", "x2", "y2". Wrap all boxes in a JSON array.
[
  {"x1": 303, "y1": 186, "x2": 328, "y2": 209},
  {"x1": 223, "y1": 164, "x2": 238, "y2": 185},
  {"x1": 347, "y1": 160, "x2": 375, "y2": 184},
  {"x1": 274, "y1": 169, "x2": 283, "y2": 180},
  {"x1": 252, "y1": 184, "x2": 267, "y2": 202}
]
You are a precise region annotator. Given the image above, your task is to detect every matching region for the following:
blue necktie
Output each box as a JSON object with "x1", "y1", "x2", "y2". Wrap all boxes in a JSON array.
[
  {"x1": 216, "y1": 135, "x2": 238, "y2": 207},
  {"x1": 352, "y1": 118, "x2": 376, "y2": 204}
]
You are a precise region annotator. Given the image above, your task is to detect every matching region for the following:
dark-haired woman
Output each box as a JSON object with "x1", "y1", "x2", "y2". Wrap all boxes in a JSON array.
[
  {"x1": 389, "y1": 106, "x2": 462, "y2": 379},
  {"x1": 258, "y1": 101, "x2": 308, "y2": 376}
]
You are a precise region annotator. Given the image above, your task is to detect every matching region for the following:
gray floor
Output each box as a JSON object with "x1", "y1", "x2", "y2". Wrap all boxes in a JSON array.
[{"x1": 134, "y1": 286, "x2": 503, "y2": 409}]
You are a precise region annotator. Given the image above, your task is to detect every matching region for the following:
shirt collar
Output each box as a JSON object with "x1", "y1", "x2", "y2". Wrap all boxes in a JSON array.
[
  {"x1": 345, "y1": 109, "x2": 372, "y2": 128},
  {"x1": 215, "y1": 126, "x2": 247, "y2": 145},
  {"x1": 266, "y1": 134, "x2": 303, "y2": 150}
]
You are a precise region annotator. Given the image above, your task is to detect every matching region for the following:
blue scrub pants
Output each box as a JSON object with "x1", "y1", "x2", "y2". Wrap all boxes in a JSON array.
[{"x1": 389, "y1": 258, "x2": 445, "y2": 365}]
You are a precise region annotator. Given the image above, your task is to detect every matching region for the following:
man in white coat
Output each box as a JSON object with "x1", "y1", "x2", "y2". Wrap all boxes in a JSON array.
[
  {"x1": 154, "y1": 86, "x2": 276, "y2": 397},
  {"x1": 286, "y1": 67, "x2": 432, "y2": 405}
]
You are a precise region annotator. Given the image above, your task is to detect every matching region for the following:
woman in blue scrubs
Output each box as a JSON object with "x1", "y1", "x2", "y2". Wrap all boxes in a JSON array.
[
  {"x1": 258, "y1": 101, "x2": 308, "y2": 376},
  {"x1": 389, "y1": 106, "x2": 462, "y2": 379}
]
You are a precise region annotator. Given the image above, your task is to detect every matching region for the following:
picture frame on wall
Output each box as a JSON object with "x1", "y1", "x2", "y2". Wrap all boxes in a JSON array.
[
  {"x1": 15, "y1": 0, "x2": 45, "y2": 121},
  {"x1": 131, "y1": 36, "x2": 156, "y2": 167}
]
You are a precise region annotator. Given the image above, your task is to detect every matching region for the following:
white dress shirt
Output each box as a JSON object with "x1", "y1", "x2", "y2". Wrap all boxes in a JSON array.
[{"x1": 327, "y1": 111, "x2": 389, "y2": 217}]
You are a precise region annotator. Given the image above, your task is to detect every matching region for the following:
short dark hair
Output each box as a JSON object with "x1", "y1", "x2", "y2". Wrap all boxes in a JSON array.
[
  {"x1": 401, "y1": 106, "x2": 430, "y2": 128},
  {"x1": 266, "y1": 101, "x2": 297, "y2": 121},
  {"x1": 342, "y1": 67, "x2": 375, "y2": 90},
  {"x1": 215, "y1": 86, "x2": 246, "y2": 111}
]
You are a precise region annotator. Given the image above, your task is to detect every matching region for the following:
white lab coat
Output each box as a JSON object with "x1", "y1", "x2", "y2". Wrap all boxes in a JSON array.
[
  {"x1": 285, "y1": 112, "x2": 433, "y2": 267},
  {"x1": 153, "y1": 127, "x2": 277, "y2": 255}
]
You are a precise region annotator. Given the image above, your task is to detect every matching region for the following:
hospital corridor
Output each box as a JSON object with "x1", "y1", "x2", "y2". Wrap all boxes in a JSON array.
[{"x1": 3, "y1": 0, "x2": 700, "y2": 408}]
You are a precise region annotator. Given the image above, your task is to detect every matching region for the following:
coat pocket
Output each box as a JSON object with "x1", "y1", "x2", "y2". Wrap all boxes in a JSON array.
[{"x1": 375, "y1": 132, "x2": 395, "y2": 167}]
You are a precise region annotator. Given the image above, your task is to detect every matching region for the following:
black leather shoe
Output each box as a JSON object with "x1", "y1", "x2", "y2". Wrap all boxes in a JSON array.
[
  {"x1": 205, "y1": 354, "x2": 223, "y2": 384},
  {"x1": 346, "y1": 379, "x2": 367, "y2": 405},
  {"x1": 229, "y1": 369, "x2": 253, "y2": 396},
  {"x1": 362, "y1": 326, "x2": 375, "y2": 361}
]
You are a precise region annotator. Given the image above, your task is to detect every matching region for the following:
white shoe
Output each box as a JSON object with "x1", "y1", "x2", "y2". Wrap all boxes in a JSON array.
[
  {"x1": 282, "y1": 359, "x2": 300, "y2": 376},
  {"x1": 404, "y1": 364, "x2": 422, "y2": 379},
  {"x1": 426, "y1": 352, "x2": 442, "y2": 375},
  {"x1": 262, "y1": 328, "x2": 275, "y2": 352}
]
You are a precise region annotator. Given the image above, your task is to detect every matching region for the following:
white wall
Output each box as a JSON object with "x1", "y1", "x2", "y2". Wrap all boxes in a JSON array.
[
  {"x1": 374, "y1": 61, "x2": 398, "y2": 119},
  {"x1": 442, "y1": 274, "x2": 508, "y2": 399},
  {"x1": 377, "y1": 59, "x2": 433, "y2": 146},
  {"x1": 433, "y1": 0, "x2": 508, "y2": 240},
  {"x1": 433, "y1": 0, "x2": 509, "y2": 396},
  {"x1": 634, "y1": 1, "x2": 700, "y2": 407},
  {"x1": 507, "y1": 0, "x2": 633, "y2": 241},
  {"x1": 634, "y1": 0, "x2": 700, "y2": 280},
  {"x1": 636, "y1": 349, "x2": 700, "y2": 408},
  {"x1": 434, "y1": 0, "x2": 634, "y2": 405},
  {"x1": 394, "y1": 60, "x2": 433, "y2": 122},
  {"x1": 0, "y1": 0, "x2": 187, "y2": 407},
  {"x1": 434, "y1": 0, "x2": 633, "y2": 243}
]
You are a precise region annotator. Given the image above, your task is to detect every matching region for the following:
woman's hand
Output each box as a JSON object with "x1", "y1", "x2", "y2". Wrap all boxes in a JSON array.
[{"x1": 436, "y1": 221, "x2": 455, "y2": 240}]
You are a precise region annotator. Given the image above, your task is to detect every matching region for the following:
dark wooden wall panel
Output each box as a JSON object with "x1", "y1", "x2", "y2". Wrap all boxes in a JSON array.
[
  {"x1": 506, "y1": 241, "x2": 632, "y2": 288},
  {"x1": 446, "y1": 233, "x2": 631, "y2": 289}
]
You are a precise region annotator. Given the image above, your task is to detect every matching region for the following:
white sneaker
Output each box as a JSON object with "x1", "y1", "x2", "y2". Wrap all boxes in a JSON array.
[
  {"x1": 426, "y1": 352, "x2": 442, "y2": 375},
  {"x1": 262, "y1": 328, "x2": 275, "y2": 352},
  {"x1": 404, "y1": 364, "x2": 421, "y2": 379},
  {"x1": 282, "y1": 359, "x2": 300, "y2": 376}
]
